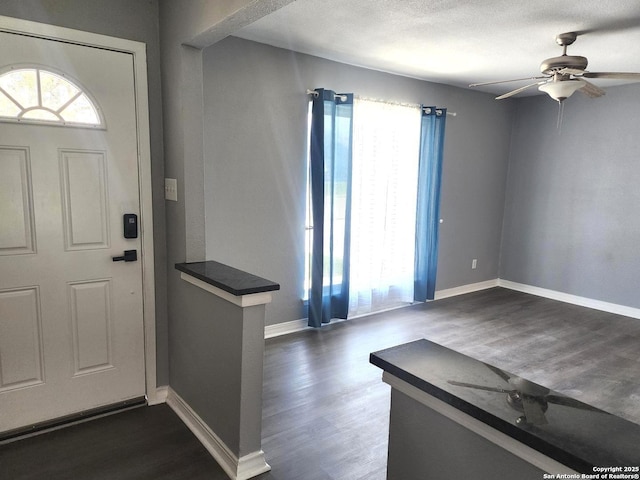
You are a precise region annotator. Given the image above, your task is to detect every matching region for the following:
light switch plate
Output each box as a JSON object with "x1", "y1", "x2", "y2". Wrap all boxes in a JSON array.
[{"x1": 165, "y1": 178, "x2": 177, "y2": 201}]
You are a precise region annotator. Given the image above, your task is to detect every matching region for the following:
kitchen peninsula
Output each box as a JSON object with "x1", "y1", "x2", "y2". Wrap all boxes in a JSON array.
[{"x1": 370, "y1": 339, "x2": 640, "y2": 480}]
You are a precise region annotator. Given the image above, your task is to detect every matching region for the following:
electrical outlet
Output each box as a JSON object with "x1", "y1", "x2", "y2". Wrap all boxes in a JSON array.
[
  {"x1": 472, "y1": 259, "x2": 477, "y2": 270},
  {"x1": 165, "y1": 178, "x2": 177, "y2": 201}
]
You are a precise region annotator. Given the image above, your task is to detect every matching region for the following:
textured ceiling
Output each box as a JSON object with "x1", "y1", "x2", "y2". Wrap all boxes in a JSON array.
[{"x1": 234, "y1": 0, "x2": 640, "y2": 97}]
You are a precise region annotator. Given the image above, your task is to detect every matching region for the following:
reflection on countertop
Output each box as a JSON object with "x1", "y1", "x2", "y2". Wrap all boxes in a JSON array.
[{"x1": 370, "y1": 339, "x2": 640, "y2": 473}]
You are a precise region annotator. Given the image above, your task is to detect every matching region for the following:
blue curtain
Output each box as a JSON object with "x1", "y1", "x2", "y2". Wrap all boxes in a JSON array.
[
  {"x1": 308, "y1": 89, "x2": 354, "y2": 328},
  {"x1": 414, "y1": 106, "x2": 447, "y2": 302}
]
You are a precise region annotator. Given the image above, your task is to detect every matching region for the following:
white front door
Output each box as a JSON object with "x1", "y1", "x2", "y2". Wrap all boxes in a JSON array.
[{"x1": 0, "y1": 31, "x2": 146, "y2": 433}]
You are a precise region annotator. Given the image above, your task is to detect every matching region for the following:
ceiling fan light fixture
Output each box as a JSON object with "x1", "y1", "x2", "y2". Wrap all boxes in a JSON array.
[{"x1": 539, "y1": 79, "x2": 585, "y2": 102}]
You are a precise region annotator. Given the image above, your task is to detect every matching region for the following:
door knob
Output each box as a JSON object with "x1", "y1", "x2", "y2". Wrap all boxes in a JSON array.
[{"x1": 112, "y1": 250, "x2": 137, "y2": 262}]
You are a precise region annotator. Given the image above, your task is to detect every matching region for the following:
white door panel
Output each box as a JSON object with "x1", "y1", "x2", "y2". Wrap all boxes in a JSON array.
[
  {"x1": 0, "y1": 31, "x2": 145, "y2": 432},
  {"x1": 0, "y1": 287, "x2": 44, "y2": 391},
  {"x1": 0, "y1": 147, "x2": 35, "y2": 255},
  {"x1": 60, "y1": 149, "x2": 110, "y2": 250}
]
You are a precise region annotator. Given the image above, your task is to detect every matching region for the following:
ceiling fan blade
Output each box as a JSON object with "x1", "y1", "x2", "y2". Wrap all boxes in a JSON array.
[
  {"x1": 579, "y1": 79, "x2": 606, "y2": 98},
  {"x1": 495, "y1": 81, "x2": 547, "y2": 100},
  {"x1": 582, "y1": 72, "x2": 640, "y2": 80},
  {"x1": 484, "y1": 364, "x2": 511, "y2": 383},
  {"x1": 546, "y1": 395, "x2": 606, "y2": 412},
  {"x1": 469, "y1": 76, "x2": 547, "y2": 87},
  {"x1": 447, "y1": 380, "x2": 515, "y2": 394}
]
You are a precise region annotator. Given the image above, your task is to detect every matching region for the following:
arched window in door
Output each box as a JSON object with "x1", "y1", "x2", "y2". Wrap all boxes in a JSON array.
[{"x1": 0, "y1": 66, "x2": 104, "y2": 127}]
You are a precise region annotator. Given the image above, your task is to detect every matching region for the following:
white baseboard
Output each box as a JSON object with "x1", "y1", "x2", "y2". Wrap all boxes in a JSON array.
[
  {"x1": 264, "y1": 318, "x2": 311, "y2": 339},
  {"x1": 433, "y1": 279, "x2": 499, "y2": 300},
  {"x1": 148, "y1": 385, "x2": 168, "y2": 405},
  {"x1": 264, "y1": 278, "x2": 639, "y2": 340},
  {"x1": 264, "y1": 304, "x2": 419, "y2": 339},
  {"x1": 165, "y1": 388, "x2": 270, "y2": 480},
  {"x1": 498, "y1": 279, "x2": 640, "y2": 320},
  {"x1": 265, "y1": 280, "x2": 502, "y2": 339}
]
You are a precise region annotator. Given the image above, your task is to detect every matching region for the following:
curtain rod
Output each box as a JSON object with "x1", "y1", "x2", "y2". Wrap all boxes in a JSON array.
[
  {"x1": 306, "y1": 89, "x2": 457, "y2": 117},
  {"x1": 306, "y1": 89, "x2": 347, "y2": 102}
]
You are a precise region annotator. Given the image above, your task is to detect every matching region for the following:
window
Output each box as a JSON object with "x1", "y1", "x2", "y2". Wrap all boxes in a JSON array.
[
  {"x1": 304, "y1": 99, "x2": 353, "y2": 300},
  {"x1": 0, "y1": 67, "x2": 103, "y2": 127},
  {"x1": 348, "y1": 98, "x2": 421, "y2": 315},
  {"x1": 304, "y1": 101, "x2": 313, "y2": 298},
  {"x1": 305, "y1": 96, "x2": 422, "y2": 315}
]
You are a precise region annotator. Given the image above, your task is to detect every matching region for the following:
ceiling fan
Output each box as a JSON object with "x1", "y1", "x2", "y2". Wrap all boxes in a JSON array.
[
  {"x1": 470, "y1": 32, "x2": 640, "y2": 102},
  {"x1": 447, "y1": 364, "x2": 603, "y2": 426}
]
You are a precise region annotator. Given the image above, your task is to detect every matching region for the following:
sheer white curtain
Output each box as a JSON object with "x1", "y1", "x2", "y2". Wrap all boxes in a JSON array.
[{"x1": 348, "y1": 98, "x2": 422, "y2": 316}]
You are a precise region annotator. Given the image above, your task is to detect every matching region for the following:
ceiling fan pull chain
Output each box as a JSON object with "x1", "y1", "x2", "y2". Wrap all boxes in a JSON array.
[{"x1": 556, "y1": 100, "x2": 565, "y2": 133}]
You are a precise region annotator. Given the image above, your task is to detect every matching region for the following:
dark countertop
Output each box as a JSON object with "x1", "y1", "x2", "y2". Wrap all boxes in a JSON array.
[
  {"x1": 175, "y1": 261, "x2": 280, "y2": 296},
  {"x1": 370, "y1": 339, "x2": 640, "y2": 473}
]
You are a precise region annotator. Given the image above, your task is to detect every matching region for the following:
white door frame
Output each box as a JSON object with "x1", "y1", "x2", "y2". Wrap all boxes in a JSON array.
[{"x1": 0, "y1": 15, "x2": 159, "y2": 405}]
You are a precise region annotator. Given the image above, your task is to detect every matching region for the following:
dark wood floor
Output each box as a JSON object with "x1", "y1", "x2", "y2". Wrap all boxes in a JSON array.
[
  {"x1": 0, "y1": 404, "x2": 226, "y2": 480},
  {"x1": 2, "y1": 287, "x2": 639, "y2": 479}
]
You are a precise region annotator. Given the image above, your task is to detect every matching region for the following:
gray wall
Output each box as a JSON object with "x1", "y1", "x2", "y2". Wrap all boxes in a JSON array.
[
  {"x1": 156, "y1": 1, "x2": 293, "y2": 446},
  {"x1": 0, "y1": 0, "x2": 169, "y2": 384},
  {"x1": 501, "y1": 84, "x2": 640, "y2": 309},
  {"x1": 202, "y1": 36, "x2": 514, "y2": 325}
]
